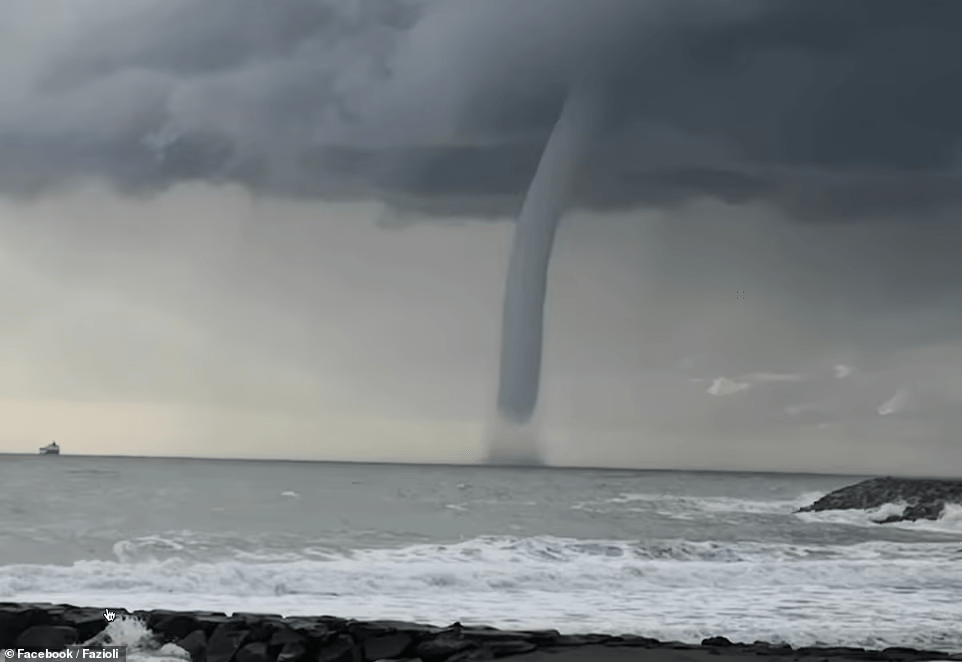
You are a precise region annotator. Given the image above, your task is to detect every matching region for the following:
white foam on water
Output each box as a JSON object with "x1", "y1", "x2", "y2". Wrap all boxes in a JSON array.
[
  {"x1": 572, "y1": 491, "x2": 962, "y2": 535},
  {"x1": 113, "y1": 537, "x2": 187, "y2": 561},
  {"x1": 797, "y1": 502, "x2": 962, "y2": 534},
  {"x1": 2, "y1": 534, "x2": 961, "y2": 652},
  {"x1": 572, "y1": 491, "x2": 826, "y2": 516},
  {"x1": 82, "y1": 615, "x2": 189, "y2": 662}
]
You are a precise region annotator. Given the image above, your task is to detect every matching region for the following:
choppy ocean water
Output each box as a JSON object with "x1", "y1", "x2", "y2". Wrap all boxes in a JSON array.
[{"x1": 1, "y1": 455, "x2": 960, "y2": 652}]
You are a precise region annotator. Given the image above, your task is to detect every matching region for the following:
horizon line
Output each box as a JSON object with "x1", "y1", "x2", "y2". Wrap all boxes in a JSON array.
[{"x1": 0, "y1": 450, "x2": 910, "y2": 479}]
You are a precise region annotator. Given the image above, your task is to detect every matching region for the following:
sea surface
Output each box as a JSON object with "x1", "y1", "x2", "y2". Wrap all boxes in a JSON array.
[{"x1": 1, "y1": 455, "x2": 961, "y2": 652}]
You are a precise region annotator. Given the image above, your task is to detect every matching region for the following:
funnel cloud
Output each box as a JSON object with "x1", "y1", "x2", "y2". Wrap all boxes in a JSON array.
[{"x1": 494, "y1": 84, "x2": 600, "y2": 437}]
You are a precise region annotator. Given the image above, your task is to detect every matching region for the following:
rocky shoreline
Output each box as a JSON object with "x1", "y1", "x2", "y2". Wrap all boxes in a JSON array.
[
  {"x1": 2, "y1": 603, "x2": 960, "y2": 662},
  {"x1": 797, "y1": 476, "x2": 962, "y2": 523}
]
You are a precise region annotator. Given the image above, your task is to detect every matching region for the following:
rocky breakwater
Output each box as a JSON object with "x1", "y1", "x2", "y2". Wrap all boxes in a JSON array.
[
  {"x1": 797, "y1": 476, "x2": 962, "y2": 523},
  {"x1": 2, "y1": 603, "x2": 962, "y2": 662}
]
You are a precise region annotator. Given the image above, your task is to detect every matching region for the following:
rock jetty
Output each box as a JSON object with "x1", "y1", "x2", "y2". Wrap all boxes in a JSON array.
[
  {"x1": 797, "y1": 476, "x2": 962, "y2": 523},
  {"x1": 1, "y1": 603, "x2": 960, "y2": 662}
]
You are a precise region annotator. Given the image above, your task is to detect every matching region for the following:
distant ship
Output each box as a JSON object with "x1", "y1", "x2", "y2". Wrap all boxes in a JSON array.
[{"x1": 39, "y1": 441, "x2": 60, "y2": 455}]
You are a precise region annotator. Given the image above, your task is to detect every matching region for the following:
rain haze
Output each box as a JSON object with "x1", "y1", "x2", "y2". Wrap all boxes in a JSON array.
[{"x1": 2, "y1": 0, "x2": 962, "y2": 475}]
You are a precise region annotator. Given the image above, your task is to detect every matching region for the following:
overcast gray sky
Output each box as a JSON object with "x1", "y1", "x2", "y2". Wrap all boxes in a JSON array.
[{"x1": 1, "y1": 0, "x2": 961, "y2": 475}]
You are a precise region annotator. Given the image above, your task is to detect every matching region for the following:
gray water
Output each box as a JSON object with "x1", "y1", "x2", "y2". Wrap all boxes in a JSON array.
[{"x1": 1, "y1": 454, "x2": 961, "y2": 650}]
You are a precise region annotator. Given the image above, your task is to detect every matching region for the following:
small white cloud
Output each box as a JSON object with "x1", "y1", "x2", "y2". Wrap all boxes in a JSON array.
[
  {"x1": 833, "y1": 364, "x2": 853, "y2": 379},
  {"x1": 707, "y1": 377, "x2": 750, "y2": 396},
  {"x1": 877, "y1": 388, "x2": 909, "y2": 416}
]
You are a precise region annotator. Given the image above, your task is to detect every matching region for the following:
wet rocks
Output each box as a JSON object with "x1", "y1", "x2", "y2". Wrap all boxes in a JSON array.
[
  {"x1": 414, "y1": 635, "x2": 477, "y2": 662},
  {"x1": 16, "y1": 625, "x2": 79, "y2": 650},
  {"x1": 362, "y1": 633, "x2": 415, "y2": 660},
  {"x1": 177, "y1": 629, "x2": 209, "y2": 662},
  {"x1": 797, "y1": 476, "x2": 962, "y2": 522},
  {"x1": 0, "y1": 602, "x2": 956, "y2": 662},
  {"x1": 206, "y1": 622, "x2": 251, "y2": 662},
  {"x1": 315, "y1": 634, "x2": 361, "y2": 662}
]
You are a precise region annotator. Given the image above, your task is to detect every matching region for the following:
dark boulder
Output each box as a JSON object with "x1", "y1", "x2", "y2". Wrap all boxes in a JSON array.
[
  {"x1": 414, "y1": 637, "x2": 477, "y2": 662},
  {"x1": 702, "y1": 636, "x2": 736, "y2": 647},
  {"x1": 552, "y1": 633, "x2": 614, "y2": 646},
  {"x1": 274, "y1": 641, "x2": 307, "y2": 662},
  {"x1": 16, "y1": 625, "x2": 79, "y2": 651},
  {"x1": 347, "y1": 619, "x2": 441, "y2": 641},
  {"x1": 151, "y1": 612, "x2": 207, "y2": 642},
  {"x1": 177, "y1": 629, "x2": 208, "y2": 662},
  {"x1": 517, "y1": 629, "x2": 561, "y2": 646},
  {"x1": 451, "y1": 629, "x2": 536, "y2": 657},
  {"x1": 232, "y1": 614, "x2": 286, "y2": 644},
  {"x1": 284, "y1": 617, "x2": 337, "y2": 642},
  {"x1": 206, "y1": 623, "x2": 250, "y2": 662},
  {"x1": 361, "y1": 633, "x2": 415, "y2": 661},
  {"x1": 0, "y1": 604, "x2": 52, "y2": 647},
  {"x1": 458, "y1": 628, "x2": 533, "y2": 643},
  {"x1": 317, "y1": 634, "x2": 362, "y2": 662},
  {"x1": 797, "y1": 476, "x2": 962, "y2": 523},
  {"x1": 63, "y1": 607, "x2": 113, "y2": 642},
  {"x1": 269, "y1": 627, "x2": 307, "y2": 647},
  {"x1": 483, "y1": 640, "x2": 536, "y2": 657},
  {"x1": 447, "y1": 648, "x2": 495, "y2": 661},
  {"x1": 236, "y1": 642, "x2": 272, "y2": 662},
  {"x1": 193, "y1": 614, "x2": 234, "y2": 637}
]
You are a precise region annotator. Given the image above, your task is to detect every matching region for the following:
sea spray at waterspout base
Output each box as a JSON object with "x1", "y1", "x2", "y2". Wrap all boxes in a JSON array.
[
  {"x1": 484, "y1": 413, "x2": 545, "y2": 466},
  {"x1": 489, "y1": 84, "x2": 601, "y2": 464}
]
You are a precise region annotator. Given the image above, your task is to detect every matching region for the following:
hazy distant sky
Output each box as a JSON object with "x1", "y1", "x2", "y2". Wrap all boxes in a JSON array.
[{"x1": 1, "y1": 0, "x2": 961, "y2": 475}]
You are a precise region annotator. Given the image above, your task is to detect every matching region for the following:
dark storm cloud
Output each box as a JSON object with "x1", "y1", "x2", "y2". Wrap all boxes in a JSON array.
[{"x1": 1, "y1": 0, "x2": 960, "y2": 219}]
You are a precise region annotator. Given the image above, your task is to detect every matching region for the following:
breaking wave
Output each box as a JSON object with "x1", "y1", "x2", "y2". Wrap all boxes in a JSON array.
[{"x1": 1, "y1": 534, "x2": 960, "y2": 652}]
